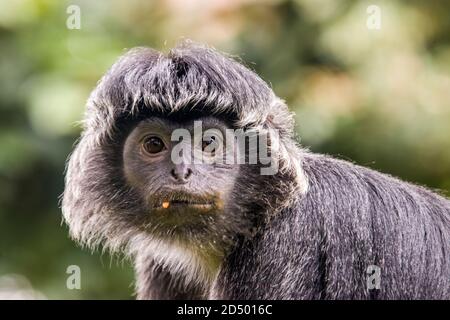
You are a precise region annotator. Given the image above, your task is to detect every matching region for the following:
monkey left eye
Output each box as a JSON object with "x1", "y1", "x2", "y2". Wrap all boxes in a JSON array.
[
  {"x1": 142, "y1": 136, "x2": 166, "y2": 154},
  {"x1": 202, "y1": 136, "x2": 219, "y2": 155}
]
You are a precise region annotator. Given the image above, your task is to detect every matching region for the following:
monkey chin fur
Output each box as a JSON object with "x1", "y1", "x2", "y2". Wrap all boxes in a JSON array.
[{"x1": 132, "y1": 235, "x2": 224, "y2": 295}]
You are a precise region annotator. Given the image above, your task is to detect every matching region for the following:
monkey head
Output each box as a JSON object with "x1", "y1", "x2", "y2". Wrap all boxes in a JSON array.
[{"x1": 62, "y1": 42, "x2": 307, "y2": 280}]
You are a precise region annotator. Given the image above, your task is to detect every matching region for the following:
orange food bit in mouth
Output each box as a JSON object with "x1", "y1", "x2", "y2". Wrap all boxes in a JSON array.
[{"x1": 162, "y1": 201, "x2": 170, "y2": 209}]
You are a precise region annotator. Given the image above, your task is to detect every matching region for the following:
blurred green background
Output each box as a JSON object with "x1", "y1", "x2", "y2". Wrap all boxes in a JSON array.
[{"x1": 0, "y1": 0, "x2": 449, "y2": 299}]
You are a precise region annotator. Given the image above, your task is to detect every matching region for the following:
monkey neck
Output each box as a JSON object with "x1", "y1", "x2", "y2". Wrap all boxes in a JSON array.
[
  {"x1": 134, "y1": 232, "x2": 229, "y2": 292},
  {"x1": 191, "y1": 243, "x2": 225, "y2": 278}
]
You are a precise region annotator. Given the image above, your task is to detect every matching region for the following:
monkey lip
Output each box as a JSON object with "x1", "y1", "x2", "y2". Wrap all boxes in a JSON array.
[
  {"x1": 150, "y1": 190, "x2": 220, "y2": 211},
  {"x1": 170, "y1": 199, "x2": 213, "y2": 205},
  {"x1": 168, "y1": 200, "x2": 214, "y2": 209},
  {"x1": 153, "y1": 198, "x2": 216, "y2": 210},
  {"x1": 165, "y1": 200, "x2": 214, "y2": 208}
]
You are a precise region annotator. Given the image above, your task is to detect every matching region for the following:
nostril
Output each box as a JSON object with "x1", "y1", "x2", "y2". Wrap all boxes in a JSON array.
[
  {"x1": 170, "y1": 169, "x2": 178, "y2": 180},
  {"x1": 171, "y1": 167, "x2": 192, "y2": 182},
  {"x1": 184, "y1": 168, "x2": 193, "y2": 179}
]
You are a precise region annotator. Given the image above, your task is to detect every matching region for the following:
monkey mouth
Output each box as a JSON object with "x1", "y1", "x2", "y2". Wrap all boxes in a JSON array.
[
  {"x1": 164, "y1": 199, "x2": 214, "y2": 208},
  {"x1": 151, "y1": 192, "x2": 219, "y2": 211}
]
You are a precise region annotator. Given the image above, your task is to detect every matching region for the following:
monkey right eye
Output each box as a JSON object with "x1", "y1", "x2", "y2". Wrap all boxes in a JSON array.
[{"x1": 142, "y1": 136, "x2": 166, "y2": 154}]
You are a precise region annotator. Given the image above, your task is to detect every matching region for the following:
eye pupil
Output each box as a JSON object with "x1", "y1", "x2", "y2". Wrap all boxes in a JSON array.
[
  {"x1": 143, "y1": 137, "x2": 165, "y2": 154},
  {"x1": 202, "y1": 136, "x2": 217, "y2": 153}
]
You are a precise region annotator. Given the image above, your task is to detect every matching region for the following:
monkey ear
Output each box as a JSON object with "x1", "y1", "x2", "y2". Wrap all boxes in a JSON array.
[
  {"x1": 240, "y1": 94, "x2": 308, "y2": 194},
  {"x1": 264, "y1": 97, "x2": 308, "y2": 194}
]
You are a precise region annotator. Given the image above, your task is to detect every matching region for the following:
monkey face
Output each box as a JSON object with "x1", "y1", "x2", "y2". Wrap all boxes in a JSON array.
[{"x1": 122, "y1": 116, "x2": 240, "y2": 233}]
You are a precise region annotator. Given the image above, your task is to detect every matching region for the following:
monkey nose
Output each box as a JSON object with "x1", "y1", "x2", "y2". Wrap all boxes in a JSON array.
[{"x1": 170, "y1": 165, "x2": 193, "y2": 183}]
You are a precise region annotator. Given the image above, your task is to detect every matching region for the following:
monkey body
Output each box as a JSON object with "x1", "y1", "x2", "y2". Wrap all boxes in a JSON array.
[
  {"x1": 214, "y1": 153, "x2": 450, "y2": 299},
  {"x1": 62, "y1": 42, "x2": 450, "y2": 300},
  {"x1": 134, "y1": 153, "x2": 450, "y2": 299}
]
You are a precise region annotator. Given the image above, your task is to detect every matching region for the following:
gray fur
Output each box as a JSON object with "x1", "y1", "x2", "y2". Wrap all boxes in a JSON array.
[
  {"x1": 62, "y1": 41, "x2": 450, "y2": 299},
  {"x1": 214, "y1": 153, "x2": 450, "y2": 299}
]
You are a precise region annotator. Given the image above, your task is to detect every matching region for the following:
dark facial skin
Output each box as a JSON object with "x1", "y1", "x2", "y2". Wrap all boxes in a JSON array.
[{"x1": 123, "y1": 116, "x2": 239, "y2": 233}]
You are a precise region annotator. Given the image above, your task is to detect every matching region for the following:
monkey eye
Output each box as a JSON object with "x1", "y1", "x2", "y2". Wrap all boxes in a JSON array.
[
  {"x1": 202, "y1": 136, "x2": 219, "y2": 155},
  {"x1": 142, "y1": 136, "x2": 166, "y2": 154}
]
